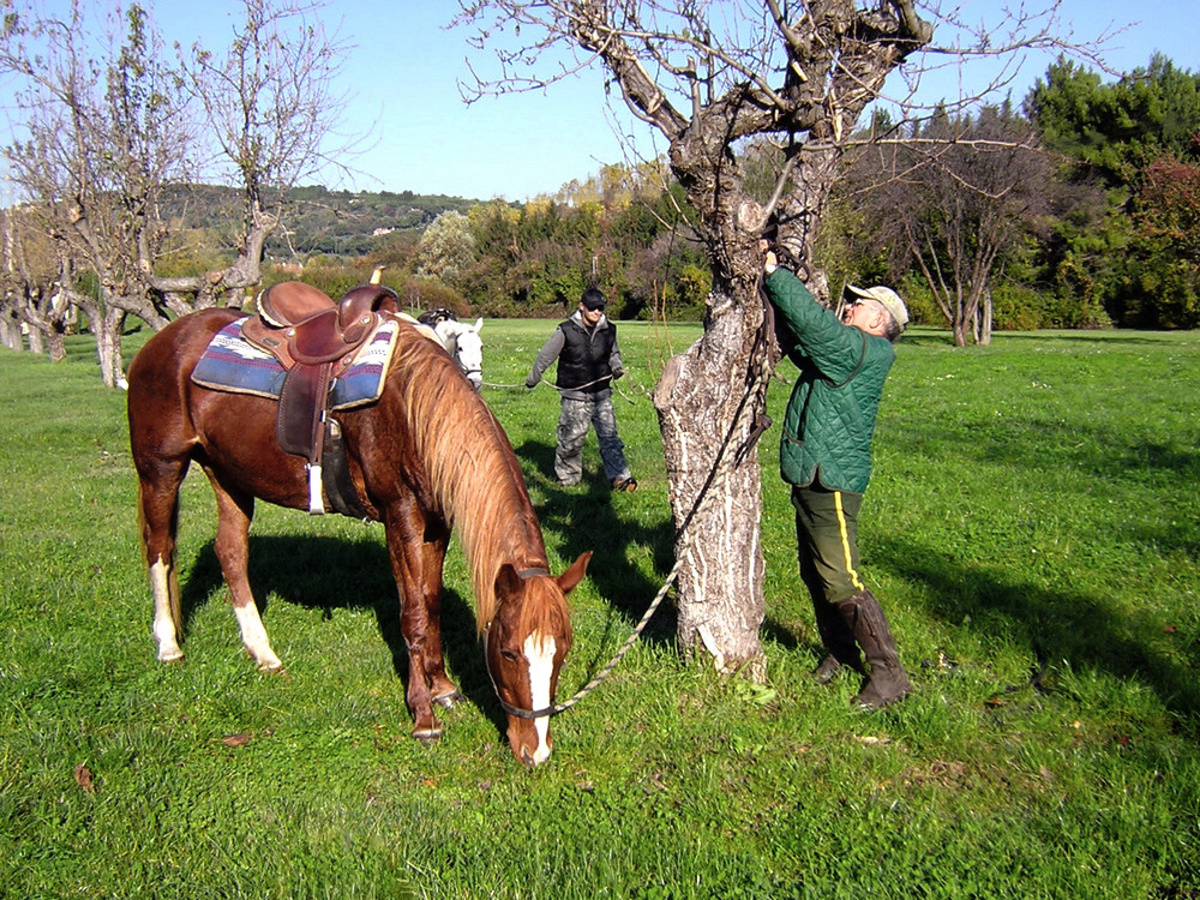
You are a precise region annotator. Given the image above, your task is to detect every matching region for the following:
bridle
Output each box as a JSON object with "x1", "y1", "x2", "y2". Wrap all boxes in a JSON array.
[
  {"x1": 482, "y1": 566, "x2": 562, "y2": 720},
  {"x1": 483, "y1": 558, "x2": 682, "y2": 720}
]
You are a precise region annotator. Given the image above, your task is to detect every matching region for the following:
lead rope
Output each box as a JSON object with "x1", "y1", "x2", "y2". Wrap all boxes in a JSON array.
[{"x1": 491, "y1": 271, "x2": 777, "y2": 719}]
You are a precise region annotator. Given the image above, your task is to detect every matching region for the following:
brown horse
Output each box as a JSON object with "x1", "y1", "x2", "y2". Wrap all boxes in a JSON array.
[{"x1": 126, "y1": 305, "x2": 590, "y2": 766}]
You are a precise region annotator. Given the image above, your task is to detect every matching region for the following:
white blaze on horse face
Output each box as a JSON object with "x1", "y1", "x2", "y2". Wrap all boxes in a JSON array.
[
  {"x1": 523, "y1": 631, "x2": 557, "y2": 765},
  {"x1": 150, "y1": 558, "x2": 183, "y2": 662}
]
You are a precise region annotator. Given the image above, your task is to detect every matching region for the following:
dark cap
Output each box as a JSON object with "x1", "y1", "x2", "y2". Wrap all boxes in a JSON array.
[{"x1": 580, "y1": 288, "x2": 607, "y2": 310}]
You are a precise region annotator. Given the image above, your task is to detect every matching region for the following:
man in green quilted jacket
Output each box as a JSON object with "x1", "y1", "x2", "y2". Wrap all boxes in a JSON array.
[{"x1": 762, "y1": 242, "x2": 912, "y2": 711}]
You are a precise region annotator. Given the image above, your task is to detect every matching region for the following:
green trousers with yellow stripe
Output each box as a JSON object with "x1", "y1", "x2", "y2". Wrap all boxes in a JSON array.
[
  {"x1": 790, "y1": 483, "x2": 867, "y2": 606},
  {"x1": 790, "y1": 483, "x2": 867, "y2": 666}
]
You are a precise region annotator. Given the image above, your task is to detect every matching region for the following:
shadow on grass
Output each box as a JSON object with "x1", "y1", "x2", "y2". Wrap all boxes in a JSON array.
[
  {"x1": 514, "y1": 438, "x2": 678, "y2": 648},
  {"x1": 879, "y1": 535, "x2": 1200, "y2": 720},
  {"x1": 178, "y1": 532, "x2": 509, "y2": 740},
  {"x1": 514, "y1": 437, "x2": 807, "y2": 658}
]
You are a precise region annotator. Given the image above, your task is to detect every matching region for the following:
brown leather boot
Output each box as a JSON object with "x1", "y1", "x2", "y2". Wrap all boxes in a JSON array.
[
  {"x1": 835, "y1": 590, "x2": 912, "y2": 710},
  {"x1": 811, "y1": 597, "x2": 863, "y2": 684}
]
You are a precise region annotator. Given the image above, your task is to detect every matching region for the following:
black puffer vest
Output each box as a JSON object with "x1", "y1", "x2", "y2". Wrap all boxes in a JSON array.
[{"x1": 555, "y1": 318, "x2": 616, "y2": 393}]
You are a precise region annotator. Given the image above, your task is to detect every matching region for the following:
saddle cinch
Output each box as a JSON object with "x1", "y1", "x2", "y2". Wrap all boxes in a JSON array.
[{"x1": 241, "y1": 281, "x2": 400, "y2": 516}]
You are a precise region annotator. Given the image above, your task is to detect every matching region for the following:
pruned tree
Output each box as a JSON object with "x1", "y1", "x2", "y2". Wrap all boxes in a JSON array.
[
  {"x1": 457, "y1": 0, "x2": 1109, "y2": 674},
  {"x1": 1, "y1": 1, "x2": 191, "y2": 385},
  {"x1": 0, "y1": 205, "x2": 75, "y2": 361},
  {"x1": 162, "y1": 0, "x2": 357, "y2": 312},
  {"x1": 0, "y1": 0, "x2": 356, "y2": 384}
]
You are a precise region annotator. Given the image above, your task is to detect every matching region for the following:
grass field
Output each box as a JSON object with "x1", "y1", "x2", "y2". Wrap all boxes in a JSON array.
[{"x1": 1, "y1": 319, "x2": 1198, "y2": 898}]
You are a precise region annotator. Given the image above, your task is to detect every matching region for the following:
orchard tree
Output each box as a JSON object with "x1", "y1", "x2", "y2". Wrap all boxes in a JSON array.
[
  {"x1": 1, "y1": 2, "x2": 191, "y2": 385},
  {"x1": 850, "y1": 102, "x2": 1053, "y2": 345},
  {"x1": 458, "y1": 0, "x2": 1109, "y2": 674},
  {"x1": 166, "y1": 0, "x2": 357, "y2": 311},
  {"x1": 0, "y1": 206, "x2": 75, "y2": 360},
  {"x1": 0, "y1": 0, "x2": 355, "y2": 384}
]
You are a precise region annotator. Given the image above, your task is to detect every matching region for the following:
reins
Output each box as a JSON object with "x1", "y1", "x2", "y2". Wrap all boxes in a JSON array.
[{"x1": 486, "y1": 279, "x2": 777, "y2": 719}]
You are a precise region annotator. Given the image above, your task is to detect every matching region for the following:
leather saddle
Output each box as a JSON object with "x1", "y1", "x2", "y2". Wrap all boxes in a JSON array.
[{"x1": 241, "y1": 281, "x2": 399, "y2": 514}]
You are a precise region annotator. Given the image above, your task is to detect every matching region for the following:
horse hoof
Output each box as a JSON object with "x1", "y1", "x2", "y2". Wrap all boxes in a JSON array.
[
  {"x1": 432, "y1": 690, "x2": 464, "y2": 709},
  {"x1": 257, "y1": 661, "x2": 288, "y2": 678},
  {"x1": 412, "y1": 726, "x2": 443, "y2": 745}
]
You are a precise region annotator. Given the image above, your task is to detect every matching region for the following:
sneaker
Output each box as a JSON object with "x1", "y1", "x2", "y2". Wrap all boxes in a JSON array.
[{"x1": 611, "y1": 476, "x2": 637, "y2": 492}]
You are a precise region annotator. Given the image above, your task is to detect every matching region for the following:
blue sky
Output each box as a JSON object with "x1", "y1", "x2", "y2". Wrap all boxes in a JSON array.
[{"x1": 24, "y1": 2, "x2": 1200, "y2": 201}]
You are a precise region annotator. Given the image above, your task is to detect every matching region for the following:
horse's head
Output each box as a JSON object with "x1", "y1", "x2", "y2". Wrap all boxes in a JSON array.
[
  {"x1": 438, "y1": 317, "x2": 483, "y2": 389},
  {"x1": 486, "y1": 551, "x2": 592, "y2": 767}
]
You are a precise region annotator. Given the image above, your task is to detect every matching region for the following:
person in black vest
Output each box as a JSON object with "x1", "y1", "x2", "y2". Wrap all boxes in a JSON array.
[{"x1": 526, "y1": 287, "x2": 637, "y2": 491}]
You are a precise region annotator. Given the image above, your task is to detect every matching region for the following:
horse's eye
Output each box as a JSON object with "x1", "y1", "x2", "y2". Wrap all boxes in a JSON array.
[{"x1": 500, "y1": 649, "x2": 520, "y2": 663}]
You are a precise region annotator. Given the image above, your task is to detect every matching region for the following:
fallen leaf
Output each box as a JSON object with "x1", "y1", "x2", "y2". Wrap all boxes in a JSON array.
[
  {"x1": 220, "y1": 733, "x2": 252, "y2": 747},
  {"x1": 74, "y1": 764, "x2": 95, "y2": 792}
]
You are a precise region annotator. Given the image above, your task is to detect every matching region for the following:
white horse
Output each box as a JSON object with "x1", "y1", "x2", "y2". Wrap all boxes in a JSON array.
[
  {"x1": 433, "y1": 317, "x2": 483, "y2": 390},
  {"x1": 368, "y1": 268, "x2": 484, "y2": 391},
  {"x1": 416, "y1": 308, "x2": 483, "y2": 390}
]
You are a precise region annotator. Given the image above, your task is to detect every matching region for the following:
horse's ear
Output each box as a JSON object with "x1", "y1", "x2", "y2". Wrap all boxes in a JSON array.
[
  {"x1": 472, "y1": 317, "x2": 483, "y2": 332},
  {"x1": 495, "y1": 563, "x2": 524, "y2": 601},
  {"x1": 556, "y1": 551, "x2": 593, "y2": 595}
]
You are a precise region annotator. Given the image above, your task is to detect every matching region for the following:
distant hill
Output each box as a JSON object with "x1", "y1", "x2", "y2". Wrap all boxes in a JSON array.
[{"x1": 164, "y1": 183, "x2": 491, "y2": 261}]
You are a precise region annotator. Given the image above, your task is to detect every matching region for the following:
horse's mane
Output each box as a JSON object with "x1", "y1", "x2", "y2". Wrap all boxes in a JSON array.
[{"x1": 383, "y1": 320, "x2": 557, "y2": 636}]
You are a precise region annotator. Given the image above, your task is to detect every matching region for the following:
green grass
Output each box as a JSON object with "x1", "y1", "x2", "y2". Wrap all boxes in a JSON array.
[{"x1": 1, "y1": 323, "x2": 1198, "y2": 898}]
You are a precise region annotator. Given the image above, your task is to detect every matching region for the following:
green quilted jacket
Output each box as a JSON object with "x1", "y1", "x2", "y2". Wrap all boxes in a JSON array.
[{"x1": 765, "y1": 267, "x2": 895, "y2": 494}]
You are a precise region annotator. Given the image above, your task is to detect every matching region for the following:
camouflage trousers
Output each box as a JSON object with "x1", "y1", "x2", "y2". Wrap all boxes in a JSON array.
[{"x1": 555, "y1": 394, "x2": 631, "y2": 485}]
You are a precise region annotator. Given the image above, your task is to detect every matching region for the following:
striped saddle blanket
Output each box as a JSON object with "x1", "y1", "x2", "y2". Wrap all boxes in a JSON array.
[{"x1": 191, "y1": 316, "x2": 399, "y2": 410}]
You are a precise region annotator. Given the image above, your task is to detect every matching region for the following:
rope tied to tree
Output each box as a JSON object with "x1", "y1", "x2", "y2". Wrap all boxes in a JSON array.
[{"x1": 494, "y1": 279, "x2": 780, "y2": 718}]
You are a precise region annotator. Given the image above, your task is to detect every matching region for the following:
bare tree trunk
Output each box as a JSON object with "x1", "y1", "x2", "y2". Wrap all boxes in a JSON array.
[
  {"x1": 82, "y1": 302, "x2": 127, "y2": 389},
  {"x1": 47, "y1": 328, "x2": 66, "y2": 362},
  {"x1": 655, "y1": 294, "x2": 767, "y2": 675},
  {"x1": 1, "y1": 309, "x2": 22, "y2": 351},
  {"x1": 26, "y1": 324, "x2": 43, "y2": 355},
  {"x1": 980, "y1": 287, "x2": 994, "y2": 345}
]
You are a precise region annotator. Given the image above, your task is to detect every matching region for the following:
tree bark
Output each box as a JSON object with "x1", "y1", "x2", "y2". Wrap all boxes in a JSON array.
[
  {"x1": 463, "y1": 0, "x2": 934, "y2": 676},
  {"x1": 654, "y1": 292, "x2": 769, "y2": 675}
]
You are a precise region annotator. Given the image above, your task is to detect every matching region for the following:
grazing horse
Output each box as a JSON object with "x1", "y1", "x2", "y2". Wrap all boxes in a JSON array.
[
  {"x1": 419, "y1": 309, "x2": 484, "y2": 390},
  {"x1": 126, "y1": 306, "x2": 590, "y2": 766}
]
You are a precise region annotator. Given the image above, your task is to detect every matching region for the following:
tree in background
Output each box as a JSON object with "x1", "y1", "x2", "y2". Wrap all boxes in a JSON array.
[
  {"x1": 416, "y1": 210, "x2": 478, "y2": 287},
  {"x1": 171, "y1": 0, "x2": 357, "y2": 309},
  {"x1": 1028, "y1": 54, "x2": 1200, "y2": 328},
  {"x1": 0, "y1": 0, "x2": 356, "y2": 384},
  {"x1": 848, "y1": 101, "x2": 1053, "y2": 345},
  {"x1": 0, "y1": 205, "x2": 76, "y2": 359},
  {"x1": 1, "y1": 3, "x2": 191, "y2": 385},
  {"x1": 1124, "y1": 156, "x2": 1200, "y2": 328}
]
